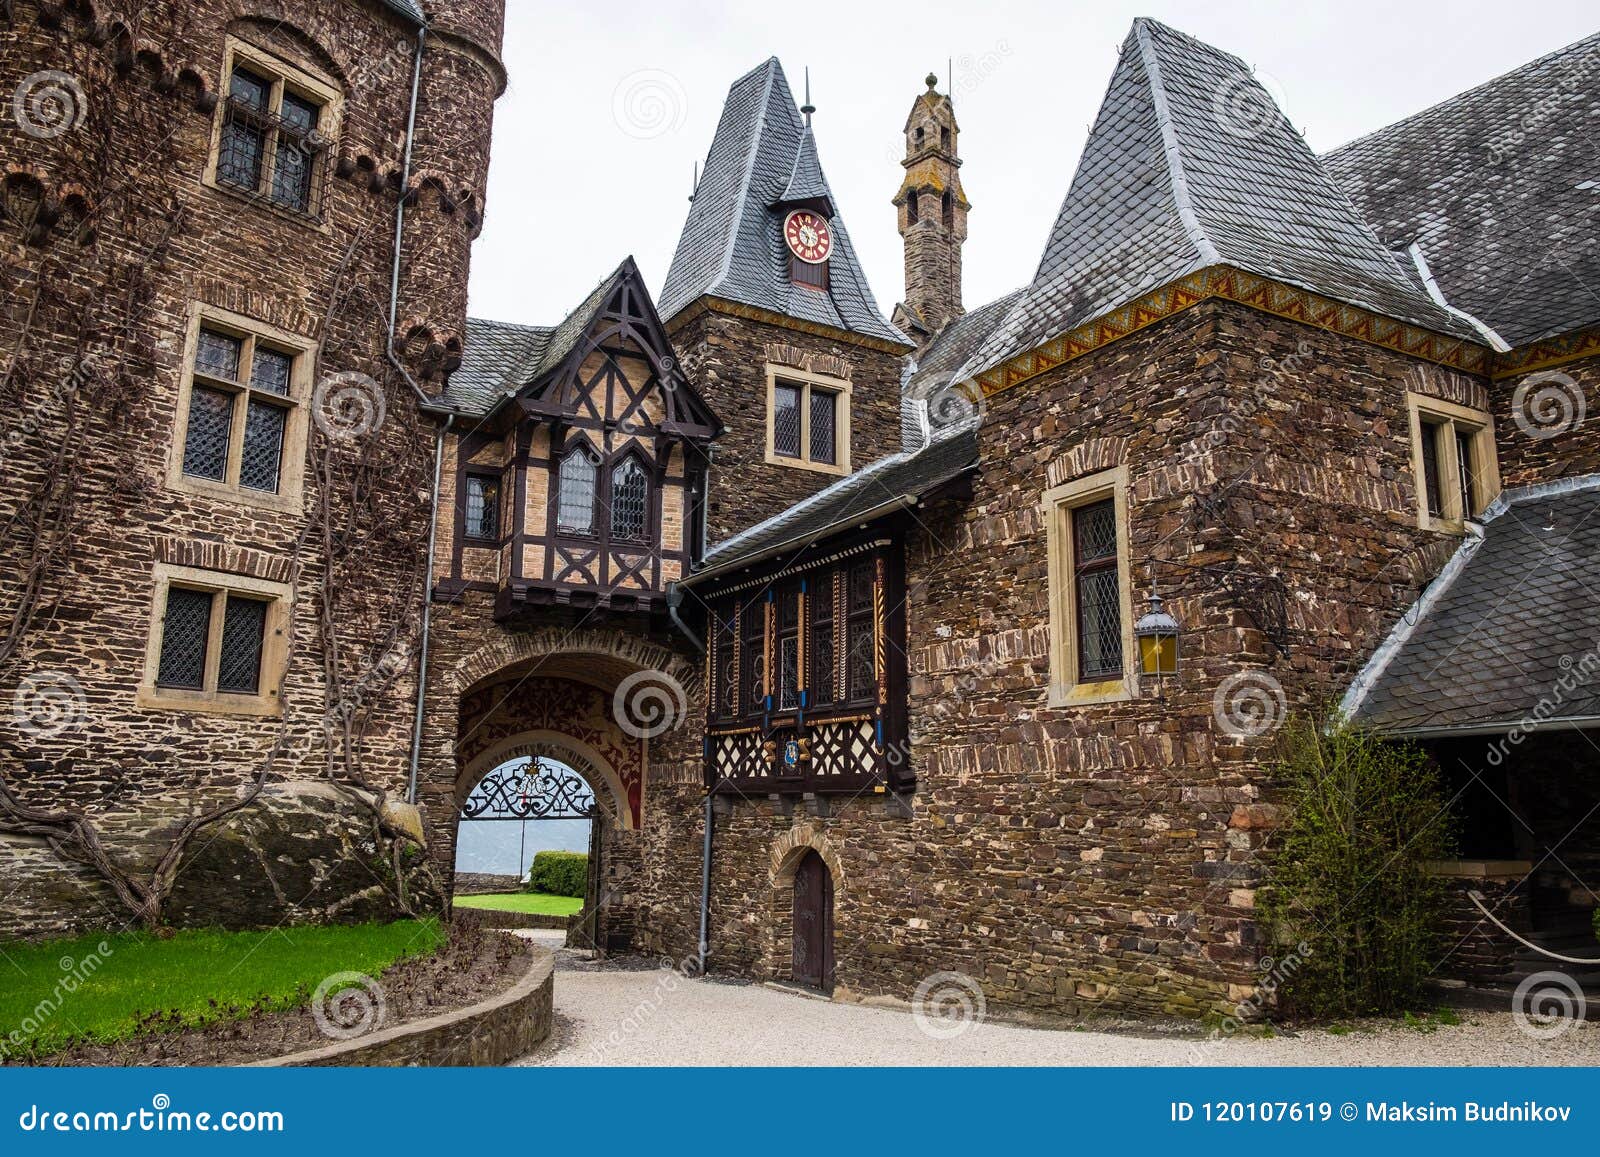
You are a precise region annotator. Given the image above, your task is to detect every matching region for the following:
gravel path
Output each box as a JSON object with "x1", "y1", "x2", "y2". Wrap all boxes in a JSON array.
[{"x1": 512, "y1": 937, "x2": 1597, "y2": 1067}]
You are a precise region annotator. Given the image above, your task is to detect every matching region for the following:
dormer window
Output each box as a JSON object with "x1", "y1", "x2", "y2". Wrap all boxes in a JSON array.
[{"x1": 790, "y1": 255, "x2": 828, "y2": 289}]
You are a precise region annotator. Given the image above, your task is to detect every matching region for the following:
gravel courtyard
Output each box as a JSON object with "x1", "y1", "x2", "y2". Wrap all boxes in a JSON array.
[{"x1": 512, "y1": 934, "x2": 1597, "y2": 1067}]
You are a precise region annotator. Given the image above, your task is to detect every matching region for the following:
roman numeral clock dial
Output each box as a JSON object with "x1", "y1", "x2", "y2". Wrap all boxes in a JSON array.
[{"x1": 783, "y1": 209, "x2": 832, "y2": 264}]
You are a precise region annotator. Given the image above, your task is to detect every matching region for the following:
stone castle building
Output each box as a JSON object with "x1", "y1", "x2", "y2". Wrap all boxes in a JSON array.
[{"x1": 3, "y1": 5, "x2": 1597, "y2": 1019}]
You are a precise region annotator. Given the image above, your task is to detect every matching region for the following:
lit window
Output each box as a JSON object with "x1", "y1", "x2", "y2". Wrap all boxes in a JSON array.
[
  {"x1": 464, "y1": 474, "x2": 500, "y2": 540},
  {"x1": 557, "y1": 446, "x2": 597, "y2": 534}
]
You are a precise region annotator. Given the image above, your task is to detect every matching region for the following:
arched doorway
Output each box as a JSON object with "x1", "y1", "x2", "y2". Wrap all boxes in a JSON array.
[{"x1": 792, "y1": 850, "x2": 835, "y2": 990}]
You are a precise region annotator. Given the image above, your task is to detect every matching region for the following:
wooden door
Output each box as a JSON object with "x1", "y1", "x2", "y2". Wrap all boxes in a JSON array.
[{"x1": 792, "y1": 850, "x2": 834, "y2": 989}]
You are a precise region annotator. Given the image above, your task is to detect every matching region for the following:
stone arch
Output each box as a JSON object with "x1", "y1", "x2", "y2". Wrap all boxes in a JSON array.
[
  {"x1": 457, "y1": 729, "x2": 633, "y2": 830},
  {"x1": 769, "y1": 822, "x2": 847, "y2": 889},
  {"x1": 1046, "y1": 436, "x2": 1128, "y2": 487},
  {"x1": 447, "y1": 627, "x2": 694, "y2": 700}
]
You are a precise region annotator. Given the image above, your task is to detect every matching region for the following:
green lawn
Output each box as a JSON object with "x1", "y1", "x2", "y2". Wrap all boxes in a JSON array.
[
  {"x1": 452, "y1": 892, "x2": 583, "y2": 916},
  {"x1": 0, "y1": 919, "x2": 442, "y2": 1060}
]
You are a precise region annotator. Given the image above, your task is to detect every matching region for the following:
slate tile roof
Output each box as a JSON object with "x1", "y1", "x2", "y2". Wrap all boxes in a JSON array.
[
  {"x1": 1322, "y1": 32, "x2": 1600, "y2": 349},
  {"x1": 957, "y1": 18, "x2": 1479, "y2": 385},
  {"x1": 1344, "y1": 477, "x2": 1600, "y2": 735},
  {"x1": 659, "y1": 58, "x2": 907, "y2": 346},
  {"x1": 444, "y1": 261, "x2": 630, "y2": 415},
  {"x1": 693, "y1": 422, "x2": 979, "y2": 577},
  {"x1": 905, "y1": 290, "x2": 1025, "y2": 398}
]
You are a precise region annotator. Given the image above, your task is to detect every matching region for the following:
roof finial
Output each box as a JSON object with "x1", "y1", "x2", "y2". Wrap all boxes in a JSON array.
[
  {"x1": 801, "y1": 66, "x2": 815, "y2": 126},
  {"x1": 690, "y1": 160, "x2": 699, "y2": 203},
  {"x1": 926, "y1": 71, "x2": 939, "y2": 91}
]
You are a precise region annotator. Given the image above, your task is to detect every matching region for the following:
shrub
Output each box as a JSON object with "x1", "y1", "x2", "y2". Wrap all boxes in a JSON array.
[
  {"x1": 1261, "y1": 715, "x2": 1456, "y2": 1019},
  {"x1": 524, "y1": 851, "x2": 588, "y2": 898}
]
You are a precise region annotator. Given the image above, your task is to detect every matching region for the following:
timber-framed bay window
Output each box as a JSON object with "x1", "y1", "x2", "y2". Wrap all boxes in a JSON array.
[
  {"x1": 208, "y1": 37, "x2": 340, "y2": 221},
  {"x1": 1045, "y1": 465, "x2": 1136, "y2": 707},
  {"x1": 462, "y1": 471, "x2": 502, "y2": 543},
  {"x1": 553, "y1": 441, "x2": 655, "y2": 544},
  {"x1": 766, "y1": 365, "x2": 850, "y2": 476},
  {"x1": 168, "y1": 306, "x2": 313, "y2": 513},
  {"x1": 138, "y1": 563, "x2": 290, "y2": 716},
  {"x1": 703, "y1": 540, "x2": 908, "y2": 795},
  {"x1": 1407, "y1": 392, "x2": 1500, "y2": 531}
]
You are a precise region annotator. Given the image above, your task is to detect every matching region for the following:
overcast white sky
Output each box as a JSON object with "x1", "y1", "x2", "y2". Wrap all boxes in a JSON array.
[{"x1": 466, "y1": 0, "x2": 1595, "y2": 327}]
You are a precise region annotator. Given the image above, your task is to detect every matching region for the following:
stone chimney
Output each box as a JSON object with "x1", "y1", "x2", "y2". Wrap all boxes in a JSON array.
[{"x1": 893, "y1": 74, "x2": 968, "y2": 336}]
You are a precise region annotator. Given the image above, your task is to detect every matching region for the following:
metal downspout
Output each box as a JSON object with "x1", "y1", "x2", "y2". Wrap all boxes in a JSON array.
[
  {"x1": 698, "y1": 792, "x2": 714, "y2": 975},
  {"x1": 385, "y1": 26, "x2": 431, "y2": 406},
  {"x1": 407, "y1": 412, "x2": 452, "y2": 803}
]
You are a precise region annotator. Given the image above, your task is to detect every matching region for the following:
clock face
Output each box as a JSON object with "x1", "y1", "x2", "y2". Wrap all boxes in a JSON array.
[{"x1": 784, "y1": 209, "x2": 832, "y2": 264}]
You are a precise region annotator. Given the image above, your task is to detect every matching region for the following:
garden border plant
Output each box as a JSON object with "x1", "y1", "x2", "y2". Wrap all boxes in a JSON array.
[{"x1": 1260, "y1": 713, "x2": 1457, "y2": 1020}]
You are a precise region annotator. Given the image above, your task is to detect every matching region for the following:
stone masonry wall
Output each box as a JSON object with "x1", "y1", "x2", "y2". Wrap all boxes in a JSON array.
[
  {"x1": 1493, "y1": 353, "x2": 1600, "y2": 488},
  {"x1": 0, "y1": 0, "x2": 503, "y2": 937},
  {"x1": 667, "y1": 309, "x2": 908, "y2": 544}
]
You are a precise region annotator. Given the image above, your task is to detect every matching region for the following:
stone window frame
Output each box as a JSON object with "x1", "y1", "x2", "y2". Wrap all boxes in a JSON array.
[
  {"x1": 1406, "y1": 391, "x2": 1500, "y2": 533},
  {"x1": 764, "y1": 364, "x2": 851, "y2": 476},
  {"x1": 1043, "y1": 464, "x2": 1137, "y2": 708},
  {"x1": 137, "y1": 562, "x2": 292, "y2": 717},
  {"x1": 166, "y1": 303, "x2": 315, "y2": 515},
  {"x1": 204, "y1": 35, "x2": 343, "y2": 228}
]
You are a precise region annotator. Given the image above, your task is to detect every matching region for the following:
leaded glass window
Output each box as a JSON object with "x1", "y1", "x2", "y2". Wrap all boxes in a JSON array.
[
  {"x1": 776, "y1": 586, "x2": 801, "y2": 711},
  {"x1": 182, "y1": 387, "x2": 234, "y2": 480},
  {"x1": 465, "y1": 474, "x2": 499, "y2": 540},
  {"x1": 1073, "y1": 498, "x2": 1122, "y2": 681},
  {"x1": 216, "y1": 596, "x2": 268, "y2": 694},
  {"x1": 741, "y1": 602, "x2": 766, "y2": 714},
  {"x1": 773, "y1": 383, "x2": 802, "y2": 458},
  {"x1": 156, "y1": 587, "x2": 214, "y2": 690},
  {"x1": 610, "y1": 458, "x2": 648, "y2": 541},
  {"x1": 239, "y1": 400, "x2": 286, "y2": 492},
  {"x1": 557, "y1": 447, "x2": 597, "y2": 534},
  {"x1": 847, "y1": 620, "x2": 874, "y2": 702},
  {"x1": 181, "y1": 322, "x2": 300, "y2": 496},
  {"x1": 1420, "y1": 419, "x2": 1444, "y2": 519},
  {"x1": 809, "y1": 573, "x2": 836, "y2": 708},
  {"x1": 215, "y1": 56, "x2": 327, "y2": 217},
  {"x1": 809, "y1": 390, "x2": 837, "y2": 465}
]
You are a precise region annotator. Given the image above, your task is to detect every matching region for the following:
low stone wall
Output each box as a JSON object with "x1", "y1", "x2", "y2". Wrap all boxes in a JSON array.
[
  {"x1": 1431, "y1": 862, "x2": 1533, "y2": 984},
  {"x1": 453, "y1": 905, "x2": 571, "y2": 931},
  {"x1": 453, "y1": 872, "x2": 525, "y2": 895},
  {"x1": 252, "y1": 942, "x2": 554, "y2": 1067}
]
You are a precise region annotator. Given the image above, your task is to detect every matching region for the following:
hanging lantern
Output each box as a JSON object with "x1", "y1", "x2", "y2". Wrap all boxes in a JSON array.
[{"x1": 1134, "y1": 592, "x2": 1180, "y2": 676}]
